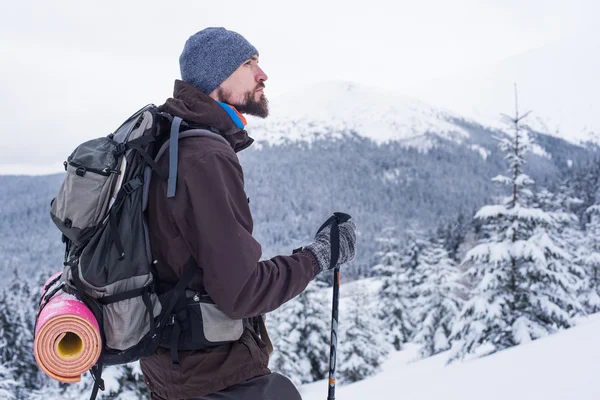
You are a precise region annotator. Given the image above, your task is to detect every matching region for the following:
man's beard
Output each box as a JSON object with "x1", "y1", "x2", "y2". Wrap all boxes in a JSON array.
[{"x1": 217, "y1": 86, "x2": 269, "y2": 118}]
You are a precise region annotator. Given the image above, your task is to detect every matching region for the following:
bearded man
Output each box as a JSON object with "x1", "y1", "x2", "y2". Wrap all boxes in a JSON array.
[{"x1": 140, "y1": 27, "x2": 357, "y2": 400}]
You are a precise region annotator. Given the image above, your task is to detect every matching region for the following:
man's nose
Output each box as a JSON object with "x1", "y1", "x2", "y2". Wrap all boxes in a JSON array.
[{"x1": 256, "y1": 65, "x2": 268, "y2": 82}]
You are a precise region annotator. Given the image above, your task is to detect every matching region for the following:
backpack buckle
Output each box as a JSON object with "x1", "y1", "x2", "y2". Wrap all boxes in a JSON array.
[
  {"x1": 122, "y1": 178, "x2": 142, "y2": 195},
  {"x1": 122, "y1": 182, "x2": 135, "y2": 195},
  {"x1": 75, "y1": 166, "x2": 87, "y2": 177},
  {"x1": 115, "y1": 142, "x2": 127, "y2": 156}
]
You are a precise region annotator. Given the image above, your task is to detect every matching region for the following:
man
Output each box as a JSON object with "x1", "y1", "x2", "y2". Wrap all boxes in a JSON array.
[{"x1": 140, "y1": 27, "x2": 357, "y2": 400}]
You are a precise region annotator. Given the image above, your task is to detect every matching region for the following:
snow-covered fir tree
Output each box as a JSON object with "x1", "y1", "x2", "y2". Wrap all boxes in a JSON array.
[
  {"x1": 450, "y1": 108, "x2": 584, "y2": 362},
  {"x1": 102, "y1": 363, "x2": 149, "y2": 399},
  {"x1": 567, "y1": 156, "x2": 600, "y2": 228},
  {"x1": 0, "y1": 273, "x2": 45, "y2": 398},
  {"x1": 0, "y1": 361, "x2": 17, "y2": 399},
  {"x1": 436, "y1": 211, "x2": 471, "y2": 262},
  {"x1": 268, "y1": 280, "x2": 329, "y2": 385},
  {"x1": 412, "y1": 239, "x2": 464, "y2": 358},
  {"x1": 535, "y1": 186, "x2": 584, "y2": 261},
  {"x1": 578, "y1": 205, "x2": 600, "y2": 313},
  {"x1": 29, "y1": 373, "x2": 93, "y2": 400},
  {"x1": 338, "y1": 289, "x2": 390, "y2": 383},
  {"x1": 534, "y1": 186, "x2": 586, "y2": 316},
  {"x1": 268, "y1": 321, "x2": 306, "y2": 386},
  {"x1": 374, "y1": 229, "x2": 425, "y2": 350}
]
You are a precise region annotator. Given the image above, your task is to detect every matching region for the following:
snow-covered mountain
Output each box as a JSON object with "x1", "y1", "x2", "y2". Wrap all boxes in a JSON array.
[
  {"x1": 402, "y1": 34, "x2": 600, "y2": 145},
  {"x1": 246, "y1": 79, "x2": 585, "y2": 162},
  {"x1": 246, "y1": 80, "x2": 473, "y2": 150}
]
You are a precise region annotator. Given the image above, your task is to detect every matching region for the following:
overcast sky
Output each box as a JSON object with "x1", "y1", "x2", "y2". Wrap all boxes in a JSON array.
[{"x1": 0, "y1": 0, "x2": 598, "y2": 174}]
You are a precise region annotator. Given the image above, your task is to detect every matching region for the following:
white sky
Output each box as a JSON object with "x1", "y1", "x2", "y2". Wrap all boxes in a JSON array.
[{"x1": 0, "y1": 0, "x2": 597, "y2": 174}]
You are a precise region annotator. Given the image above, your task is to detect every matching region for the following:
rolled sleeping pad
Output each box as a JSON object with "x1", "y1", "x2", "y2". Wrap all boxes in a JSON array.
[{"x1": 34, "y1": 272, "x2": 102, "y2": 383}]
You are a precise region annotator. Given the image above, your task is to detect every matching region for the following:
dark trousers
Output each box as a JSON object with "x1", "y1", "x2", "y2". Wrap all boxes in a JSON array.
[{"x1": 151, "y1": 373, "x2": 302, "y2": 400}]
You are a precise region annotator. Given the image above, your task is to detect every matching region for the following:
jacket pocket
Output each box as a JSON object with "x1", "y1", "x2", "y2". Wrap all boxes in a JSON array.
[
  {"x1": 186, "y1": 294, "x2": 244, "y2": 346},
  {"x1": 160, "y1": 293, "x2": 244, "y2": 351},
  {"x1": 197, "y1": 302, "x2": 244, "y2": 342}
]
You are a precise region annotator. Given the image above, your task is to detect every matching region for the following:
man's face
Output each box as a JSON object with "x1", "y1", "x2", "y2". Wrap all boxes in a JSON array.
[{"x1": 211, "y1": 55, "x2": 269, "y2": 118}]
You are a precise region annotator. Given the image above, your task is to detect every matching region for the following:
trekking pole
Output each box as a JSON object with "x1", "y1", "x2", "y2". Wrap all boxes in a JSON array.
[
  {"x1": 327, "y1": 265, "x2": 341, "y2": 400},
  {"x1": 316, "y1": 212, "x2": 351, "y2": 400}
]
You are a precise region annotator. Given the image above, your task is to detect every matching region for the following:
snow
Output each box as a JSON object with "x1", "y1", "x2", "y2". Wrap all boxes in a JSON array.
[
  {"x1": 470, "y1": 144, "x2": 490, "y2": 160},
  {"x1": 531, "y1": 143, "x2": 552, "y2": 159},
  {"x1": 382, "y1": 168, "x2": 402, "y2": 183},
  {"x1": 475, "y1": 204, "x2": 553, "y2": 225},
  {"x1": 299, "y1": 314, "x2": 600, "y2": 400}
]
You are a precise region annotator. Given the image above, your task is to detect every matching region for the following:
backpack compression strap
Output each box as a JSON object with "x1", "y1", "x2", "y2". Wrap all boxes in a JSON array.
[{"x1": 163, "y1": 257, "x2": 199, "y2": 365}]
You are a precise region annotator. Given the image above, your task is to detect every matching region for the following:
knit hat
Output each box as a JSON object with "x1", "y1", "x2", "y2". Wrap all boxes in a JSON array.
[{"x1": 179, "y1": 27, "x2": 259, "y2": 94}]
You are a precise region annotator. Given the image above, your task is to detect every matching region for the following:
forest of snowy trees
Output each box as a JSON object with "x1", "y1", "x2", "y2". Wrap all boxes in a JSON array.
[
  {"x1": 260, "y1": 112, "x2": 600, "y2": 384},
  {"x1": 2, "y1": 113, "x2": 600, "y2": 398}
]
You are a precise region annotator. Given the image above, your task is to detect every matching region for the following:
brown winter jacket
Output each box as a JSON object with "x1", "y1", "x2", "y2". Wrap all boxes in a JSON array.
[{"x1": 139, "y1": 80, "x2": 319, "y2": 399}]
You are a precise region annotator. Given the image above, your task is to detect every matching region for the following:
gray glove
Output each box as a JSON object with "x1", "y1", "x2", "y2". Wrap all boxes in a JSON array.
[{"x1": 304, "y1": 219, "x2": 357, "y2": 274}]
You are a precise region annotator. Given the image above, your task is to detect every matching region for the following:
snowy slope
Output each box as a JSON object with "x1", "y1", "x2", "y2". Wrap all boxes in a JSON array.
[
  {"x1": 246, "y1": 81, "x2": 472, "y2": 148},
  {"x1": 403, "y1": 34, "x2": 600, "y2": 145},
  {"x1": 300, "y1": 313, "x2": 600, "y2": 400}
]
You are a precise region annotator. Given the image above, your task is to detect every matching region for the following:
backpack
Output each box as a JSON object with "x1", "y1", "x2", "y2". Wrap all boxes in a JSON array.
[{"x1": 43, "y1": 104, "x2": 246, "y2": 399}]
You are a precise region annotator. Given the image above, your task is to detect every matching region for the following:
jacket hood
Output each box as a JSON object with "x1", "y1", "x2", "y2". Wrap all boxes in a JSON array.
[{"x1": 160, "y1": 80, "x2": 254, "y2": 153}]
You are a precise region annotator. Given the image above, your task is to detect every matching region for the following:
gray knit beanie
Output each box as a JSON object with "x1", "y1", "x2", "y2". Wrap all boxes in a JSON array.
[{"x1": 179, "y1": 27, "x2": 259, "y2": 94}]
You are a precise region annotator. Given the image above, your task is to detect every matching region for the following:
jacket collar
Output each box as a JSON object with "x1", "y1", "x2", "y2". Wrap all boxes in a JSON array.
[{"x1": 159, "y1": 80, "x2": 254, "y2": 153}]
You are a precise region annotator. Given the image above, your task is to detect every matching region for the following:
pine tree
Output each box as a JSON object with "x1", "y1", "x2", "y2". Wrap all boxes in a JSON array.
[
  {"x1": 436, "y1": 211, "x2": 470, "y2": 262},
  {"x1": 413, "y1": 239, "x2": 464, "y2": 358},
  {"x1": 0, "y1": 273, "x2": 45, "y2": 398},
  {"x1": 268, "y1": 316, "x2": 307, "y2": 386},
  {"x1": 375, "y1": 230, "x2": 424, "y2": 350},
  {"x1": 0, "y1": 361, "x2": 17, "y2": 399},
  {"x1": 534, "y1": 186, "x2": 586, "y2": 317},
  {"x1": 535, "y1": 186, "x2": 584, "y2": 259},
  {"x1": 103, "y1": 363, "x2": 149, "y2": 399},
  {"x1": 567, "y1": 156, "x2": 600, "y2": 228},
  {"x1": 578, "y1": 205, "x2": 600, "y2": 313},
  {"x1": 295, "y1": 280, "x2": 330, "y2": 382},
  {"x1": 30, "y1": 375, "x2": 93, "y2": 400},
  {"x1": 338, "y1": 290, "x2": 390, "y2": 383},
  {"x1": 268, "y1": 280, "x2": 329, "y2": 385},
  {"x1": 450, "y1": 92, "x2": 584, "y2": 362}
]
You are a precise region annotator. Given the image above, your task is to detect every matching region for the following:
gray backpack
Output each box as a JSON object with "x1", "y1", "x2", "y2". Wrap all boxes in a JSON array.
[{"x1": 44, "y1": 104, "x2": 244, "y2": 399}]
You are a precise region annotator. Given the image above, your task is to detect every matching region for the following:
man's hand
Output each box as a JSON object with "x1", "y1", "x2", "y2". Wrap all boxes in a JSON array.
[{"x1": 304, "y1": 218, "x2": 357, "y2": 274}]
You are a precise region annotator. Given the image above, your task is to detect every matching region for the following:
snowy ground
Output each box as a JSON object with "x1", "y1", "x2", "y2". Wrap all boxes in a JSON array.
[{"x1": 300, "y1": 313, "x2": 600, "y2": 400}]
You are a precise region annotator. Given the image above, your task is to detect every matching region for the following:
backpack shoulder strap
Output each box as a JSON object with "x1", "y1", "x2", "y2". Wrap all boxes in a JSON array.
[
  {"x1": 167, "y1": 117, "x2": 183, "y2": 198},
  {"x1": 154, "y1": 122, "x2": 230, "y2": 198}
]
